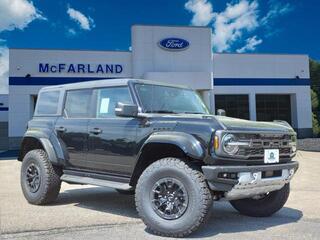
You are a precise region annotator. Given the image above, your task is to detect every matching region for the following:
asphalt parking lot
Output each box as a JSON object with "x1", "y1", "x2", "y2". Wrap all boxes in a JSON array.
[{"x1": 1, "y1": 151, "x2": 320, "y2": 239}]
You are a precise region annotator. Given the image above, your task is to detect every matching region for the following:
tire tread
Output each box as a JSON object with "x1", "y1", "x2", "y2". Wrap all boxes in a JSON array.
[
  {"x1": 21, "y1": 149, "x2": 61, "y2": 205},
  {"x1": 135, "y1": 158, "x2": 212, "y2": 237}
]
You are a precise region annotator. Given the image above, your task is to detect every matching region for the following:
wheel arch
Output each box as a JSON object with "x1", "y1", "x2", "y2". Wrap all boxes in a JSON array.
[
  {"x1": 130, "y1": 132, "x2": 205, "y2": 186},
  {"x1": 19, "y1": 131, "x2": 66, "y2": 166}
]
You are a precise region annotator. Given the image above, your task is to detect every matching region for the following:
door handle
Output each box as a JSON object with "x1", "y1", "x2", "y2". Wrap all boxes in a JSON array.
[
  {"x1": 90, "y1": 128, "x2": 102, "y2": 135},
  {"x1": 55, "y1": 126, "x2": 66, "y2": 133}
]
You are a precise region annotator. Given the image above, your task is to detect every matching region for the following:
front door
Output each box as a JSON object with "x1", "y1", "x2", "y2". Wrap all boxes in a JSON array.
[
  {"x1": 87, "y1": 86, "x2": 139, "y2": 175},
  {"x1": 55, "y1": 89, "x2": 93, "y2": 169}
]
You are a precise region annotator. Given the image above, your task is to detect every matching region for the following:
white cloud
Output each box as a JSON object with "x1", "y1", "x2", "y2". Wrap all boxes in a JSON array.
[
  {"x1": 67, "y1": 28, "x2": 77, "y2": 36},
  {"x1": 185, "y1": 0, "x2": 214, "y2": 26},
  {"x1": 67, "y1": 7, "x2": 95, "y2": 31},
  {"x1": 0, "y1": 46, "x2": 9, "y2": 94},
  {"x1": 0, "y1": 0, "x2": 46, "y2": 32},
  {"x1": 236, "y1": 35, "x2": 262, "y2": 53},
  {"x1": 261, "y1": 0, "x2": 293, "y2": 26},
  {"x1": 0, "y1": 0, "x2": 45, "y2": 94},
  {"x1": 185, "y1": 0, "x2": 293, "y2": 53},
  {"x1": 211, "y1": 0, "x2": 259, "y2": 52}
]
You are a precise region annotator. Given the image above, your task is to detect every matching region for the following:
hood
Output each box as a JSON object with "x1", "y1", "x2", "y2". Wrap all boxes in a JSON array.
[
  {"x1": 142, "y1": 113, "x2": 295, "y2": 133},
  {"x1": 215, "y1": 116, "x2": 295, "y2": 133}
]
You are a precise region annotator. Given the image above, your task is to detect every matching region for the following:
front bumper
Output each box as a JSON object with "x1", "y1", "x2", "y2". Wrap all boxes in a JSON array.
[{"x1": 202, "y1": 161, "x2": 299, "y2": 200}]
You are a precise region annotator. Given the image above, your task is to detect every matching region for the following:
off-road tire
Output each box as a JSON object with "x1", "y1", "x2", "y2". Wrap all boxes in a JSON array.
[
  {"x1": 116, "y1": 189, "x2": 135, "y2": 195},
  {"x1": 135, "y1": 158, "x2": 213, "y2": 237},
  {"x1": 21, "y1": 149, "x2": 62, "y2": 205},
  {"x1": 229, "y1": 183, "x2": 290, "y2": 217}
]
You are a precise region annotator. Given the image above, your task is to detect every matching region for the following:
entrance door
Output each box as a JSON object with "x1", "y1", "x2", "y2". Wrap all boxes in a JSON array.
[
  {"x1": 87, "y1": 86, "x2": 139, "y2": 175},
  {"x1": 55, "y1": 89, "x2": 93, "y2": 169},
  {"x1": 256, "y1": 94, "x2": 292, "y2": 124}
]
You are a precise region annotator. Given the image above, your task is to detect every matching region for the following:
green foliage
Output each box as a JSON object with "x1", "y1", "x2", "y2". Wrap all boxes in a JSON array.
[
  {"x1": 310, "y1": 59, "x2": 320, "y2": 90},
  {"x1": 311, "y1": 89, "x2": 319, "y2": 110},
  {"x1": 312, "y1": 113, "x2": 320, "y2": 136},
  {"x1": 310, "y1": 59, "x2": 320, "y2": 137}
]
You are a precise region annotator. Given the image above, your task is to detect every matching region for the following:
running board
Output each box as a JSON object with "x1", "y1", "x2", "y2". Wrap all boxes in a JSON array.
[{"x1": 61, "y1": 174, "x2": 133, "y2": 190}]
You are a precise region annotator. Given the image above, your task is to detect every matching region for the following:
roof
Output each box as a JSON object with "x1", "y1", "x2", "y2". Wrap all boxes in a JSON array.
[{"x1": 39, "y1": 78, "x2": 189, "y2": 92}]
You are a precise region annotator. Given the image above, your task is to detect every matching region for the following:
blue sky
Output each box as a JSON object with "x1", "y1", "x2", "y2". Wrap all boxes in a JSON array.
[{"x1": 0, "y1": 0, "x2": 319, "y2": 92}]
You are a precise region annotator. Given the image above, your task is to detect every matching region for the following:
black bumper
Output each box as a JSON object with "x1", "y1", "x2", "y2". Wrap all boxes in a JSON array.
[{"x1": 202, "y1": 161, "x2": 299, "y2": 192}]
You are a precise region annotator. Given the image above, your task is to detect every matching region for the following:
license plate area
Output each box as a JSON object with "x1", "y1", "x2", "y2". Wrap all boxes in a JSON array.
[
  {"x1": 262, "y1": 170, "x2": 282, "y2": 178},
  {"x1": 264, "y1": 149, "x2": 279, "y2": 163}
]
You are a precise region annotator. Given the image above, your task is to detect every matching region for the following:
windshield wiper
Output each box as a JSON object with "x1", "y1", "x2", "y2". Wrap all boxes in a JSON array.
[
  {"x1": 146, "y1": 110, "x2": 178, "y2": 114},
  {"x1": 182, "y1": 111, "x2": 205, "y2": 114}
]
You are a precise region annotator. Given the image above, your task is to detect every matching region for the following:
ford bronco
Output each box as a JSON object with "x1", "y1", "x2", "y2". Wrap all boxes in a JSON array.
[{"x1": 19, "y1": 79, "x2": 298, "y2": 237}]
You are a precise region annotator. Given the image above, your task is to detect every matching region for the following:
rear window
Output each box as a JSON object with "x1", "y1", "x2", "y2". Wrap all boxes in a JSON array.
[{"x1": 35, "y1": 90, "x2": 60, "y2": 115}]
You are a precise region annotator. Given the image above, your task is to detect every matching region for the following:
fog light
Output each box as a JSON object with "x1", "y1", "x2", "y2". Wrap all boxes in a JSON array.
[{"x1": 218, "y1": 172, "x2": 238, "y2": 180}]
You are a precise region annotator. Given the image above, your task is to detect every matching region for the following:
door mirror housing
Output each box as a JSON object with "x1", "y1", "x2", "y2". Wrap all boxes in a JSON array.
[
  {"x1": 217, "y1": 109, "x2": 226, "y2": 116},
  {"x1": 115, "y1": 102, "x2": 138, "y2": 117}
]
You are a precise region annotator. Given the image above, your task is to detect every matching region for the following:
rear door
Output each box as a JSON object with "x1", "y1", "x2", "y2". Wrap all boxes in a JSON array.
[
  {"x1": 87, "y1": 86, "x2": 139, "y2": 175},
  {"x1": 55, "y1": 89, "x2": 93, "y2": 169}
]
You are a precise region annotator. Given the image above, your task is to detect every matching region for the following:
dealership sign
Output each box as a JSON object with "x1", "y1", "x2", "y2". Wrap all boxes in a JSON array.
[
  {"x1": 159, "y1": 38, "x2": 189, "y2": 51},
  {"x1": 39, "y1": 63, "x2": 123, "y2": 74}
]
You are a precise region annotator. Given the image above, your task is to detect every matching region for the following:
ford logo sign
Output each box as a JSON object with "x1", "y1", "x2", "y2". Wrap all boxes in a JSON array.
[{"x1": 159, "y1": 38, "x2": 189, "y2": 51}]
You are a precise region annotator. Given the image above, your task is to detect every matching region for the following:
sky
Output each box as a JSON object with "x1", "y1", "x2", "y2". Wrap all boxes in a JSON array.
[{"x1": 0, "y1": 0, "x2": 319, "y2": 93}]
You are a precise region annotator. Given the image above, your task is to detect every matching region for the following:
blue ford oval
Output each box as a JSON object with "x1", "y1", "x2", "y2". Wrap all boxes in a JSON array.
[{"x1": 159, "y1": 38, "x2": 190, "y2": 51}]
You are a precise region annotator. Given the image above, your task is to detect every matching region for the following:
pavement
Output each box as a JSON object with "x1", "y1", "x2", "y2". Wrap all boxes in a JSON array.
[{"x1": 1, "y1": 151, "x2": 320, "y2": 239}]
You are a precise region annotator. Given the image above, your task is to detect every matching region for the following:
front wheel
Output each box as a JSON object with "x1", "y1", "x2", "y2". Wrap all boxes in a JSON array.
[
  {"x1": 135, "y1": 158, "x2": 213, "y2": 237},
  {"x1": 229, "y1": 183, "x2": 290, "y2": 217}
]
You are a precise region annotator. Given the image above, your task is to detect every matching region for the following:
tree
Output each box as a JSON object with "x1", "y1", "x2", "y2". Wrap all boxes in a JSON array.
[
  {"x1": 310, "y1": 59, "x2": 320, "y2": 92},
  {"x1": 312, "y1": 113, "x2": 320, "y2": 136},
  {"x1": 310, "y1": 59, "x2": 320, "y2": 137},
  {"x1": 311, "y1": 89, "x2": 319, "y2": 110}
]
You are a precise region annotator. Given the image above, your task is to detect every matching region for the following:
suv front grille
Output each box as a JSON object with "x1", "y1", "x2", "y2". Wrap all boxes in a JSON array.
[{"x1": 235, "y1": 133, "x2": 294, "y2": 160}]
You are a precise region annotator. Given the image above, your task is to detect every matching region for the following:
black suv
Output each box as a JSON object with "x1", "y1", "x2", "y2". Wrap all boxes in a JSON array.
[{"x1": 19, "y1": 79, "x2": 298, "y2": 237}]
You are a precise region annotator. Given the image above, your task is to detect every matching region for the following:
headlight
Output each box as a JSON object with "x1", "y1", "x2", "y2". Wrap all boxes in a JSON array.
[{"x1": 222, "y1": 134, "x2": 239, "y2": 155}]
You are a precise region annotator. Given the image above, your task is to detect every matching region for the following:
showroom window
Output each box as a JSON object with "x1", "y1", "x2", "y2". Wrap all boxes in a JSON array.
[
  {"x1": 256, "y1": 94, "x2": 291, "y2": 124},
  {"x1": 215, "y1": 95, "x2": 249, "y2": 120}
]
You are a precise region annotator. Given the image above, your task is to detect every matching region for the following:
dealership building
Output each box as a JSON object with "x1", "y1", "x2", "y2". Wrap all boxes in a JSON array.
[{"x1": 0, "y1": 25, "x2": 312, "y2": 150}]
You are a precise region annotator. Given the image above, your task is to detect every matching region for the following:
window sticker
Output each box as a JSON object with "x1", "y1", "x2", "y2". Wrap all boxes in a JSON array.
[{"x1": 99, "y1": 98, "x2": 110, "y2": 113}]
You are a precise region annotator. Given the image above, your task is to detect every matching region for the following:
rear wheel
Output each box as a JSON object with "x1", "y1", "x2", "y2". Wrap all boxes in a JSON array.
[
  {"x1": 21, "y1": 149, "x2": 62, "y2": 205},
  {"x1": 135, "y1": 158, "x2": 212, "y2": 237},
  {"x1": 229, "y1": 184, "x2": 290, "y2": 217}
]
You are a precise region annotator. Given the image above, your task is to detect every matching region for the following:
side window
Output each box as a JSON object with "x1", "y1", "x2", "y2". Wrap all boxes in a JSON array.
[
  {"x1": 64, "y1": 89, "x2": 92, "y2": 118},
  {"x1": 96, "y1": 87, "x2": 132, "y2": 118},
  {"x1": 35, "y1": 90, "x2": 60, "y2": 115}
]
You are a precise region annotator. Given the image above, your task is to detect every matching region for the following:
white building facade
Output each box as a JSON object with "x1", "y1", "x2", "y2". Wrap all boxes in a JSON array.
[{"x1": 3, "y1": 25, "x2": 312, "y2": 150}]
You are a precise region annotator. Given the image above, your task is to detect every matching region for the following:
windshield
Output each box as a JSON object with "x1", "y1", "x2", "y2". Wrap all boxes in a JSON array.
[{"x1": 135, "y1": 83, "x2": 209, "y2": 114}]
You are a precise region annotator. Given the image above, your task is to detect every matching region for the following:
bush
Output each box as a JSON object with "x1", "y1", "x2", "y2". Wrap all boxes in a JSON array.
[{"x1": 312, "y1": 113, "x2": 320, "y2": 136}]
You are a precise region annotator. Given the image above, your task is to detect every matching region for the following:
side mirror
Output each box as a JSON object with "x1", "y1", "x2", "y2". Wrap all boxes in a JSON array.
[
  {"x1": 217, "y1": 109, "x2": 226, "y2": 116},
  {"x1": 115, "y1": 102, "x2": 138, "y2": 117}
]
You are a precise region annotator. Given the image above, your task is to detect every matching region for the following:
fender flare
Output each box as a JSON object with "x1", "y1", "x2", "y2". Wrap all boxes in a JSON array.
[
  {"x1": 20, "y1": 130, "x2": 66, "y2": 166},
  {"x1": 140, "y1": 131, "x2": 205, "y2": 160}
]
